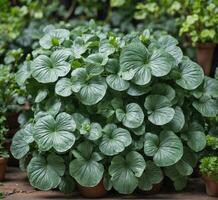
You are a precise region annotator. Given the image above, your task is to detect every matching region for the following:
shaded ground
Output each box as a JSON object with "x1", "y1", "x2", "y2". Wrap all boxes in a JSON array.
[{"x1": 0, "y1": 167, "x2": 215, "y2": 200}]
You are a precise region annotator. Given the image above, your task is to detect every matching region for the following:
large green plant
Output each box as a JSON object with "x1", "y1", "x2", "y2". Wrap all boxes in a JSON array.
[{"x1": 11, "y1": 22, "x2": 218, "y2": 194}]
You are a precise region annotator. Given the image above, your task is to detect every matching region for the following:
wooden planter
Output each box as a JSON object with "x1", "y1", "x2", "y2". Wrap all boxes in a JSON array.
[
  {"x1": 196, "y1": 43, "x2": 216, "y2": 75},
  {"x1": 202, "y1": 175, "x2": 218, "y2": 196},
  {"x1": 77, "y1": 180, "x2": 107, "y2": 198}
]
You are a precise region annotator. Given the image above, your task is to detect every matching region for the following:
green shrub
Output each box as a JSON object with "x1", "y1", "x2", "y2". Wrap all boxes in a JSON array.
[
  {"x1": 200, "y1": 156, "x2": 218, "y2": 182},
  {"x1": 11, "y1": 22, "x2": 218, "y2": 194}
]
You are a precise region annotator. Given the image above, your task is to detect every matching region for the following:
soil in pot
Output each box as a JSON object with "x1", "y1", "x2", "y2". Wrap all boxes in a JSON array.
[
  {"x1": 77, "y1": 180, "x2": 107, "y2": 198},
  {"x1": 202, "y1": 175, "x2": 218, "y2": 196},
  {"x1": 0, "y1": 157, "x2": 7, "y2": 181},
  {"x1": 196, "y1": 43, "x2": 216, "y2": 75}
]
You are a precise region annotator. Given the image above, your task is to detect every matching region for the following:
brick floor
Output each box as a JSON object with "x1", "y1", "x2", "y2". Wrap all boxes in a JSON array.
[{"x1": 0, "y1": 167, "x2": 215, "y2": 200}]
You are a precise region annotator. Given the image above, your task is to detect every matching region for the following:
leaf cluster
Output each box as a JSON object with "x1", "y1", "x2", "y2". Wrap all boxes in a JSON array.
[{"x1": 10, "y1": 22, "x2": 218, "y2": 194}]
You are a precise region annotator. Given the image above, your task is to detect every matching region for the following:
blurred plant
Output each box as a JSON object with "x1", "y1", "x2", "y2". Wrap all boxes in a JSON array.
[
  {"x1": 0, "y1": 0, "x2": 65, "y2": 54},
  {"x1": 179, "y1": 0, "x2": 218, "y2": 44},
  {"x1": 0, "y1": 116, "x2": 9, "y2": 158},
  {"x1": 206, "y1": 135, "x2": 218, "y2": 150}
]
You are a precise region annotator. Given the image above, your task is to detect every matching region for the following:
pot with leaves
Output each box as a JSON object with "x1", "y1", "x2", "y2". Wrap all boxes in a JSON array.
[
  {"x1": 11, "y1": 22, "x2": 218, "y2": 196},
  {"x1": 179, "y1": 0, "x2": 218, "y2": 75},
  {"x1": 199, "y1": 135, "x2": 218, "y2": 196}
]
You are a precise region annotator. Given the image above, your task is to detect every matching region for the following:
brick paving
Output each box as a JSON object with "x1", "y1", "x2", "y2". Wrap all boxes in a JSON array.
[{"x1": 0, "y1": 167, "x2": 215, "y2": 200}]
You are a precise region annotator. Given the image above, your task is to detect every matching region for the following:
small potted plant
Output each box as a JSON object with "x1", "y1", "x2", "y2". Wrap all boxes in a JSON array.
[
  {"x1": 199, "y1": 135, "x2": 218, "y2": 196},
  {"x1": 0, "y1": 116, "x2": 9, "y2": 181},
  {"x1": 200, "y1": 156, "x2": 218, "y2": 196},
  {"x1": 179, "y1": 1, "x2": 218, "y2": 75}
]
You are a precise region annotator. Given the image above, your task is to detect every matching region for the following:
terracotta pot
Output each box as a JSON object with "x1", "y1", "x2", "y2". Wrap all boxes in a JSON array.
[
  {"x1": 202, "y1": 175, "x2": 218, "y2": 196},
  {"x1": 77, "y1": 180, "x2": 107, "y2": 198},
  {"x1": 0, "y1": 157, "x2": 7, "y2": 181},
  {"x1": 196, "y1": 43, "x2": 216, "y2": 75}
]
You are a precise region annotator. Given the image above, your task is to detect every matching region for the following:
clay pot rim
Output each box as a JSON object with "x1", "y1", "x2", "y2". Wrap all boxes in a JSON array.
[{"x1": 197, "y1": 43, "x2": 217, "y2": 48}]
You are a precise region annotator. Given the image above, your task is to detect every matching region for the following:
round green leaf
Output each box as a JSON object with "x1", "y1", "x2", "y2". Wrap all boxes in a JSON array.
[
  {"x1": 16, "y1": 61, "x2": 31, "y2": 86},
  {"x1": 132, "y1": 67, "x2": 151, "y2": 85},
  {"x1": 203, "y1": 77, "x2": 218, "y2": 98},
  {"x1": 72, "y1": 113, "x2": 88, "y2": 130},
  {"x1": 72, "y1": 37, "x2": 87, "y2": 58},
  {"x1": 149, "y1": 35, "x2": 183, "y2": 64},
  {"x1": 120, "y1": 41, "x2": 173, "y2": 85},
  {"x1": 55, "y1": 78, "x2": 73, "y2": 97},
  {"x1": 11, "y1": 131, "x2": 29, "y2": 159},
  {"x1": 32, "y1": 50, "x2": 71, "y2": 83},
  {"x1": 181, "y1": 122, "x2": 206, "y2": 152},
  {"x1": 80, "y1": 122, "x2": 102, "y2": 141},
  {"x1": 33, "y1": 112, "x2": 76, "y2": 152},
  {"x1": 163, "y1": 106, "x2": 185, "y2": 133},
  {"x1": 11, "y1": 124, "x2": 34, "y2": 159},
  {"x1": 193, "y1": 96, "x2": 218, "y2": 117},
  {"x1": 144, "y1": 95, "x2": 175, "y2": 125},
  {"x1": 152, "y1": 83, "x2": 176, "y2": 101},
  {"x1": 106, "y1": 74, "x2": 129, "y2": 91},
  {"x1": 109, "y1": 151, "x2": 146, "y2": 194},
  {"x1": 39, "y1": 29, "x2": 70, "y2": 49},
  {"x1": 117, "y1": 103, "x2": 144, "y2": 129},
  {"x1": 132, "y1": 123, "x2": 146, "y2": 136},
  {"x1": 138, "y1": 161, "x2": 163, "y2": 191},
  {"x1": 127, "y1": 84, "x2": 151, "y2": 96},
  {"x1": 69, "y1": 142, "x2": 104, "y2": 187},
  {"x1": 35, "y1": 89, "x2": 48, "y2": 103},
  {"x1": 144, "y1": 131, "x2": 183, "y2": 167},
  {"x1": 27, "y1": 154, "x2": 65, "y2": 190},
  {"x1": 99, "y1": 124, "x2": 132, "y2": 156},
  {"x1": 71, "y1": 68, "x2": 107, "y2": 105},
  {"x1": 99, "y1": 39, "x2": 115, "y2": 56},
  {"x1": 175, "y1": 57, "x2": 204, "y2": 90}
]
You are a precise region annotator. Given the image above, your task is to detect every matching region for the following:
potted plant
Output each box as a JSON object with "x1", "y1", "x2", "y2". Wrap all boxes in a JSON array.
[
  {"x1": 10, "y1": 22, "x2": 218, "y2": 197},
  {"x1": 199, "y1": 135, "x2": 218, "y2": 196},
  {"x1": 0, "y1": 116, "x2": 9, "y2": 181},
  {"x1": 179, "y1": 0, "x2": 218, "y2": 75},
  {"x1": 200, "y1": 156, "x2": 218, "y2": 196}
]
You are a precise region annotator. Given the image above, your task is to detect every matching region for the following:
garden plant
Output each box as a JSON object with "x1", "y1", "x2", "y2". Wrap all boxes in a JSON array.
[
  {"x1": 10, "y1": 22, "x2": 218, "y2": 196},
  {"x1": 200, "y1": 135, "x2": 218, "y2": 196}
]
